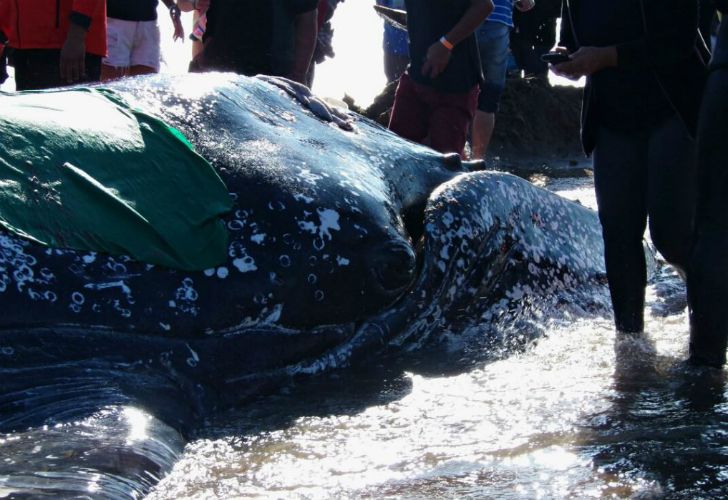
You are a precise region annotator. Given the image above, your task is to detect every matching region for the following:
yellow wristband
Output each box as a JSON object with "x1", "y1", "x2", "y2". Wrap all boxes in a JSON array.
[{"x1": 439, "y1": 36, "x2": 454, "y2": 51}]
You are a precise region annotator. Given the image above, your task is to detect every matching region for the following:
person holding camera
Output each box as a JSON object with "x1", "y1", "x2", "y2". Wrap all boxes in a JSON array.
[{"x1": 551, "y1": 1, "x2": 708, "y2": 344}]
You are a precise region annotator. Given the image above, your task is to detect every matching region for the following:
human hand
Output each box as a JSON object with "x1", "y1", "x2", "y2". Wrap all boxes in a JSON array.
[
  {"x1": 422, "y1": 40, "x2": 451, "y2": 79},
  {"x1": 515, "y1": 0, "x2": 535, "y2": 12},
  {"x1": 551, "y1": 46, "x2": 617, "y2": 80},
  {"x1": 60, "y1": 24, "x2": 86, "y2": 83},
  {"x1": 170, "y1": 6, "x2": 185, "y2": 40}
]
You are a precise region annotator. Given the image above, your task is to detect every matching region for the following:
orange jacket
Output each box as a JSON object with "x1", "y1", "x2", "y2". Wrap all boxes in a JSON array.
[{"x1": 0, "y1": 0, "x2": 106, "y2": 56}]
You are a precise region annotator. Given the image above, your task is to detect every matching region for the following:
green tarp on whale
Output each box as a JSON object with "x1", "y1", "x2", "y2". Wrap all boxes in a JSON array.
[{"x1": 0, "y1": 88, "x2": 232, "y2": 271}]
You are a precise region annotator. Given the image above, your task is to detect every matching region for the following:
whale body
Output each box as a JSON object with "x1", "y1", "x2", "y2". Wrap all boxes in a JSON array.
[{"x1": 0, "y1": 74, "x2": 606, "y2": 497}]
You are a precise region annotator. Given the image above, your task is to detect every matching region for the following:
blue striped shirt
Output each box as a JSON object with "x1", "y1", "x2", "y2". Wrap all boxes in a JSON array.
[{"x1": 485, "y1": 0, "x2": 514, "y2": 27}]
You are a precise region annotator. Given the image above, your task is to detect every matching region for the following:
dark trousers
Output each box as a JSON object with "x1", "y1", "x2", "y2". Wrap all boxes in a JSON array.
[
  {"x1": 688, "y1": 18, "x2": 728, "y2": 366},
  {"x1": 389, "y1": 73, "x2": 479, "y2": 156},
  {"x1": 12, "y1": 49, "x2": 101, "y2": 91},
  {"x1": 592, "y1": 114, "x2": 697, "y2": 333}
]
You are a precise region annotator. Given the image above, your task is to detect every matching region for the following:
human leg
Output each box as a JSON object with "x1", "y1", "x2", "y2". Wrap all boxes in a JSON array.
[
  {"x1": 646, "y1": 114, "x2": 697, "y2": 275},
  {"x1": 471, "y1": 22, "x2": 510, "y2": 159},
  {"x1": 428, "y1": 85, "x2": 479, "y2": 156},
  {"x1": 471, "y1": 111, "x2": 495, "y2": 159},
  {"x1": 688, "y1": 59, "x2": 728, "y2": 367},
  {"x1": 593, "y1": 127, "x2": 649, "y2": 333}
]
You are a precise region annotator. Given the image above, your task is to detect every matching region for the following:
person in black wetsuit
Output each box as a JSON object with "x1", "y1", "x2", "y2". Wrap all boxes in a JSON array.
[
  {"x1": 552, "y1": 1, "x2": 709, "y2": 339},
  {"x1": 689, "y1": 0, "x2": 728, "y2": 368}
]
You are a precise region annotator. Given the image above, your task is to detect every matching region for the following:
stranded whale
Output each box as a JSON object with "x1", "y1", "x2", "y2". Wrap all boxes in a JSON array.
[{"x1": 0, "y1": 74, "x2": 606, "y2": 497}]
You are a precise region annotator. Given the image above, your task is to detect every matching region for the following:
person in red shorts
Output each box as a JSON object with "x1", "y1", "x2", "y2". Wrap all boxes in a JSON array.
[
  {"x1": 0, "y1": 0, "x2": 106, "y2": 91},
  {"x1": 388, "y1": 0, "x2": 493, "y2": 157}
]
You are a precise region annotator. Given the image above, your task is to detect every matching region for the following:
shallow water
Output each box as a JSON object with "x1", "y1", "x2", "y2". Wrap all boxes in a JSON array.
[{"x1": 142, "y1": 177, "x2": 727, "y2": 499}]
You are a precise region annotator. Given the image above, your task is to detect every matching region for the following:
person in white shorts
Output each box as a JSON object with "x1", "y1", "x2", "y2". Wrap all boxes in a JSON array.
[{"x1": 102, "y1": 0, "x2": 184, "y2": 81}]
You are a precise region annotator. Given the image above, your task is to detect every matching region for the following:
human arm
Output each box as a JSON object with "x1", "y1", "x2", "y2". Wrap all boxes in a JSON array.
[
  {"x1": 551, "y1": 46, "x2": 617, "y2": 80},
  {"x1": 288, "y1": 7, "x2": 318, "y2": 85},
  {"x1": 178, "y1": 0, "x2": 210, "y2": 13},
  {"x1": 422, "y1": 0, "x2": 493, "y2": 79},
  {"x1": 60, "y1": 0, "x2": 103, "y2": 83},
  {"x1": 161, "y1": 0, "x2": 185, "y2": 40}
]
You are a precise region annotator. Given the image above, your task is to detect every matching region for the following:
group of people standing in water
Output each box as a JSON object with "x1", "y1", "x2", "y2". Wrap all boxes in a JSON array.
[{"x1": 0, "y1": 0, "x2": 727, "y2": 368}]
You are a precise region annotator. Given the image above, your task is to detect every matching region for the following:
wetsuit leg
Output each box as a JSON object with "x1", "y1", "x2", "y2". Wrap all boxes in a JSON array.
[
  {"x1": 688, "y1": 48, "x2": 728, "y2": 367},
  {"x1": 646, "y1": 114, "x2": 697, "y2": 275},
  {"x1": 593, "y1": 127, "x2": 649, "y2": 333}
]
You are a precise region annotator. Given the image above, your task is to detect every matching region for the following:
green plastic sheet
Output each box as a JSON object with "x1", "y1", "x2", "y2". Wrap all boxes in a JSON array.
[{"x1": 0, "y1": 88, "x2": 232, "y2": 271}]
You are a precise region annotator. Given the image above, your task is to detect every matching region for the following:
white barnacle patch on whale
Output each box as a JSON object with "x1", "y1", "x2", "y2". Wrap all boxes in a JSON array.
[
  {"x1": 216, "y1": 267, "x2": 229, "y2": 279},
  {"x1": 84, "y1": 280, "x2": 132, "y2": 295},
  {"x1": 336, "y1": 256, "x2": 350, "y2": 266},
  {"x1": 261, "y1": 304, "x2": 283, "y2": 324},
  {"x1": 251, "y1": 233, "x2": 266, "y2": 244},
  {"x1": 185, "y1": 343, "x2": 200, "y2": 367},
  {"x1": 172, "y1": 277, "x2": 199, "y2": 316},
  {"x1": 294, "y1": 193, "x2": 314, "y2": 204},
  {"x1": 317, "y1": 209, "x2": 340, "y2": 241},
  {"x1": 228, "y1": 240, "x2": 257, "y2": 273},
  {"x1": 296, "y1": 208, "x2": 341, "y2": 250},
  {"x1": 267, "y1": 201, "x2": 285, "y2": 211},
  {"x1": 0, "y1": 272, "x2": 8, "y2": 293},
  {"x1": 233, "y1": 256, "x2": 257, "y2": 273},
  {"x1": 81, "y1": 279, "x2": 135, "y2": 317},
  {"x1": 441, "y1": 210, "x2": 455, "y2": 228}
]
